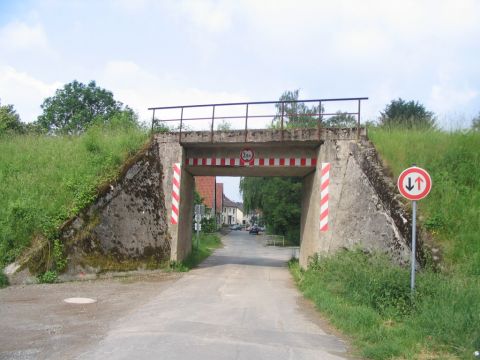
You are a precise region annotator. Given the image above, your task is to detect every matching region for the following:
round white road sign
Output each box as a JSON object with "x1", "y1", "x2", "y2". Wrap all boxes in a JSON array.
[
  {"x1": 397, "y1": 166, "x2": 432, "y2": 201},
  {"x1": 240, "y1": 148, "x2": 254, "y2": 163}
]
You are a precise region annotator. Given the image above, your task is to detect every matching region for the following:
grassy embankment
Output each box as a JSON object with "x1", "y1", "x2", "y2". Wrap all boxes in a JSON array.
[
  {"x1": 0, "y1": 122, "x2": 149, "y2": 282},
  {"x1": 290, "y1": 128, "x2": 480, "y2": 359}
]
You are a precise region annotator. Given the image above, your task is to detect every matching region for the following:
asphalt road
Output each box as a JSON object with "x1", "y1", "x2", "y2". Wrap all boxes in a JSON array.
[{"x1": 1, "y1": 231, "x2": 350, "y2": 359}]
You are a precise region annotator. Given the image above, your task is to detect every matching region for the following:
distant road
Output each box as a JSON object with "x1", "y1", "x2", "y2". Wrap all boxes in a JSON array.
[{"x1": 0, "y1": 231, "x2": 350, "y2": 360}]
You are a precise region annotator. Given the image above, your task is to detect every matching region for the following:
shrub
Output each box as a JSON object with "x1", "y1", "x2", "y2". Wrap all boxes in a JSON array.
[
  {"x1": 0, "y1": 272, "x2": 8, "y2": 288},
  {"x1": 38, "y1": 270, "x2": 57, "y2": 284}
]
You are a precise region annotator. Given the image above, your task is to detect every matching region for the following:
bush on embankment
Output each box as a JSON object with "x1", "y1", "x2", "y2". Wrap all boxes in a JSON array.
[
  {"x1": 291, "y1": 128, "x2": 480, "y2": 359},
  {"x1": 0, "y1": 120, "x2": 149, "y2": 269}
]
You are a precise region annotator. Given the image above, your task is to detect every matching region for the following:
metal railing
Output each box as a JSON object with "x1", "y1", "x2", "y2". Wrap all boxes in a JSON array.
[
  {"x1": 262, "y1": 234, "x2": 285, "y2": 247},
  {"x1": 149, "y1": 97, "x2": 368, "y2": 142}
]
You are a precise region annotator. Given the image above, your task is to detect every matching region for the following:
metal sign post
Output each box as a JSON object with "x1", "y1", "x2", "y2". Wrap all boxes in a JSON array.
[
  {"x1": 397, "y1": 166, "x2": 432, "y2": 292},
  {"x1": 194, "y1": 205, "x2": 205, "y2": 250},
  {"x1": 411, "y1": 200, "x2": 417, "y2": 291}
]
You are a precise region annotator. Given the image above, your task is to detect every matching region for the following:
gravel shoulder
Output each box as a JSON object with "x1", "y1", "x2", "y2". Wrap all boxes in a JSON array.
[{"x1": 0, "y1": 271, "x2": 180, "y2": 360}]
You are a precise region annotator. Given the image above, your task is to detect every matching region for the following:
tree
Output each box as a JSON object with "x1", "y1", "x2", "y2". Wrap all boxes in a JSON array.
[
  {"x1": 194, "y1": 190, "x2": 204, "y2": 205},
  {"x1": 272, "y1": 90, "x2": 321, "y2": 129},
  {"x1": 37, "y1": 80, "x2": 126, "y2": 134},
  {"x1": 216, "y1": 120, "x2": 232, "y2": 131},
  {"x1": 379, "y1": 98, "x2": 436, "y2": 129},
  {"x1": 471, "y1": 113, "x2": 480, "y2": 131},
  {"x1": 240, "y1": 176, "x2": 302, "y2": 243},
  {"x1": 324, "y1": 111, "x2": 357, "y2": 128},
  {"x1": 0, "y1": 100, "x2": 25, "y2": 135}
]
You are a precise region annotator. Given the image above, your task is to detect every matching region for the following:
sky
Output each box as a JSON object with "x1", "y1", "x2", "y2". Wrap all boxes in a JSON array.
[{"x1": 1, "y1": 0, "x2": 479, "y2": 201}]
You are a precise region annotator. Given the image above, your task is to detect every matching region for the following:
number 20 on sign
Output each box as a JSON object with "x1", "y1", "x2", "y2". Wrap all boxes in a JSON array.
[{"x1": 397, "y1": 166, "x2": 432, "y2": 292}]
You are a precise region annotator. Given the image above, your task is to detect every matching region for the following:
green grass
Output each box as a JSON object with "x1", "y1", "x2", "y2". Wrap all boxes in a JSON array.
[
  {"x1": 168, "y1": 233, "x2": 222, "y2": 272},
  {"x1": 0, "y1": 271, "x2": 8, "y2": 288},
  {"x1": 291, "y1": 252, "x2": 480, "y2": 359},
  {"x1": 369, "y1": 128, "x2": 480, "y2": 273},
  {"x1": 291, "y1": 127, "x2": 480, "y2": 359},
  {"x1": 0, "y1": 123, "x2": 148, "y2": 267}
]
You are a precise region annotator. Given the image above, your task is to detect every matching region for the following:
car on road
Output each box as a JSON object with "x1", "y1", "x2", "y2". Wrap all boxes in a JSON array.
[
  {"x1": 249, "y1": 226, "x2": 259, "y2": 235},
  {"x1": 229, "y1": 224, "x2": 242, "y2": 230}
]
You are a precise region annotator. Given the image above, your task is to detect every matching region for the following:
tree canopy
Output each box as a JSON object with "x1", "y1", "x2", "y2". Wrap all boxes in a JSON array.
[
  {"x1": 240, "y1": 176, "x2": 302, "y2": 243},
  {"x1": 0, "y1": 100, "x2": 25, "y2": 135},
  {"x1": 272, "y1": 90, "x2": 321, "y2": 129},
  {"x1": 324, "y1": 111, "x2": 357, "y2": 128},
  {"x1": 471, "y1": 113, "x2": 480, "y2": 131},
  {"x1": 379, "y1": 98, "x2": 436, "y2": 129},
  {"x1": 37, "y1": 80, "x2": 131, "y2": 134}
]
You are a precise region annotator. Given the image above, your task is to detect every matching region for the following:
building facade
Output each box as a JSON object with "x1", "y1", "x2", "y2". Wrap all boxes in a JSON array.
[
  {"x1": 222, "y1": 195, "x2": 245, "y2": 225},
  {"x1": 195, "y1": 176, "x2": 223, "y2": 225}
]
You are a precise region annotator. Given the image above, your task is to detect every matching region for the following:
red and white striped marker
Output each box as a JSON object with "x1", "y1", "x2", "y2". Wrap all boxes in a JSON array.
[
  {"x1": 320, "y1": 162, "x2": 330, "y2": 232},
  {"x1": 171, "y1": 163, "x2": 181, "y2": 225},
  {"x1": 186, "y1": 157, "x2": 317, "y2": 167}
]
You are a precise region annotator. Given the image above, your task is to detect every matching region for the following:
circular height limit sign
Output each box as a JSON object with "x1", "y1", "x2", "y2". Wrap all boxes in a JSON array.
[
  {"x1": 397, "y1": 166, "x2": 432, "y2": 201},
  {"x1": 240, "y1": 148, "x2": 254, "y2": 163}
]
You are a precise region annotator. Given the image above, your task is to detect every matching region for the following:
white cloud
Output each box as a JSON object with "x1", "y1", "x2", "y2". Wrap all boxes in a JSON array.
[
  {"x1": 333, "y1": 29, "x2": 390, "y2": 60},
  {"x1": 113, "y1": 0, "x2": 151, "y2": 13},
  {"x1": 0, "y1": 65, "x2": 61, "y2": 122},
  {"x1": 177, "y1": 0, "x2": 232, "y2": 33},
  {"x1": 0, "y1": 21, "x2": 48, "y2": 51},
  {"x1": 101, "y1": 60, "x2": 249, "y2": 126},
  {"x1": 429, "y1": 85, "x2": 478, "y2": 114}
]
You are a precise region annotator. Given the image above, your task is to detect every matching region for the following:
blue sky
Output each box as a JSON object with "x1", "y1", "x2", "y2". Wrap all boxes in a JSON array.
[{"x1": 1, "y1": 0, "x2": 479, "y2": 200}]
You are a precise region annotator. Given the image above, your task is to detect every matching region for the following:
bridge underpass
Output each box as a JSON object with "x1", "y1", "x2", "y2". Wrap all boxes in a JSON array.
[
  {"x1": 157, "y1": 126, "x2": 411, "y2": 268},
  {"x1": 50, "y1": 97, "x2": 413, "y2": 277}
]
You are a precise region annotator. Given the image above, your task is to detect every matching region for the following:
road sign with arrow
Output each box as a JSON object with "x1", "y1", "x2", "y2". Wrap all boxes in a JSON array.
[
  {"x1": 397, "y1": 166, "x2": 432, "y2": 201},
  {"x1": 397, "y1": 165, "x2": 432, "y2": 293}
]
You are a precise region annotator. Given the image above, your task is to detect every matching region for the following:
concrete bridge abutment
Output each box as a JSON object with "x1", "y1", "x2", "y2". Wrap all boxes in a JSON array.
[{"x1": 158, "y1": 128, "x2": 412, "y2": 268}]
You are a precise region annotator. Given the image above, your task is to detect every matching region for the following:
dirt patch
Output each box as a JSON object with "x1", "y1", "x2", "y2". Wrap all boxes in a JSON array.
[{"x1": 0, "y1": 271, "x2": 181, "y2": 360}]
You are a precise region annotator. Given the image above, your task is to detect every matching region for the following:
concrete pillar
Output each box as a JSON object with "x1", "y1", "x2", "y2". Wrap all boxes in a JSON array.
[
  {"x1": 157, "y1": 137, "x2": 193, "y2": 262},
  {"x1": 176, "y1": 167, "x2": 194, "y2": 261},
  {"x1": 299, "y1": 140, "x2": 348, "y2": 268},
  {"x1": 300, "y1": 147, "x2": 322, "y2": 268}
]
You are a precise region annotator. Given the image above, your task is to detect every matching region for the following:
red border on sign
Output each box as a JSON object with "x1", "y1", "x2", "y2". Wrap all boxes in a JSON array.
[
  {"x1": 240, "y1": 148, "x2": 254, "y2": 164},
  {"x1": 397, "y1": 167, "x2": 432, "y2": 201}
]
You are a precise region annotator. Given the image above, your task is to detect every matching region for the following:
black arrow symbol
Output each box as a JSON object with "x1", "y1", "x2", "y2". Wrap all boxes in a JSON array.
[{"x1": 405, "y1": 177, "x2": 414, "y2": 191}]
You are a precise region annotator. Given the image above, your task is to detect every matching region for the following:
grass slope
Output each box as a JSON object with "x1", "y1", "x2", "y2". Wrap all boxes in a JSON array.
[
  {"x1": 291, "y1": 128, "x2": 480, "y2": 359},
  {"x1": 369, "y1": 128, "x2": 480, "y2": 274},
  {"x1": 0, "y1": 123, "x2": 148, "y2": 267}
]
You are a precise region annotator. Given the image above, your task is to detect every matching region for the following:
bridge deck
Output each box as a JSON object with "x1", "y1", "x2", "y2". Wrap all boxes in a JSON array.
[{"x1": 154, "y1": 127, "x2": 366, "y2": 146}]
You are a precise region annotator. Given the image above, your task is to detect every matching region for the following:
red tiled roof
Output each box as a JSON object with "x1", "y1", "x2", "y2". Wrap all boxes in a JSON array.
[{"x1": 195, "y1": 177, "x2": 223, "y2": 214}]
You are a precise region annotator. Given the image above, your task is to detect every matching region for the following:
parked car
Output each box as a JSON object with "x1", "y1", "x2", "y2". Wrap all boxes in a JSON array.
[
  {"x1": 230, "y1": 224, "x2": 242, "y2": 230},
  {"x1": 249, "y1": 226, "x2": 259, "y2": 235}
]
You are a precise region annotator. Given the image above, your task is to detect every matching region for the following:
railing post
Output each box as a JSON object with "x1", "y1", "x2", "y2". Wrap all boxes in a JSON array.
[
  {"x1": 281, "y1": 102, "x2": 285, "y2": 141},
  {"x1": 357, "y1": 99, "x2": 361, "y2": 141},
  {"x1": 211, "y1": 105, "x2": 216, "y2": 143},
  {"x1": 179, "y1": 107, "x2": 184, "y2": 142},
  {"x1": 244, "y1": 104, "x2": 249, "y2": 142},
  {"x1": 318, "y1": 100, "x2": 322, "y2": 141},
  {"x1": 151, "y1": 109, "x2": 156, "y2": 134}
]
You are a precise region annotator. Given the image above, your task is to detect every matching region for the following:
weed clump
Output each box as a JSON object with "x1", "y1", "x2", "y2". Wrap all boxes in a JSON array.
[{"x1": 0, "y1": 272, "x2": 8, "y2": 288}]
